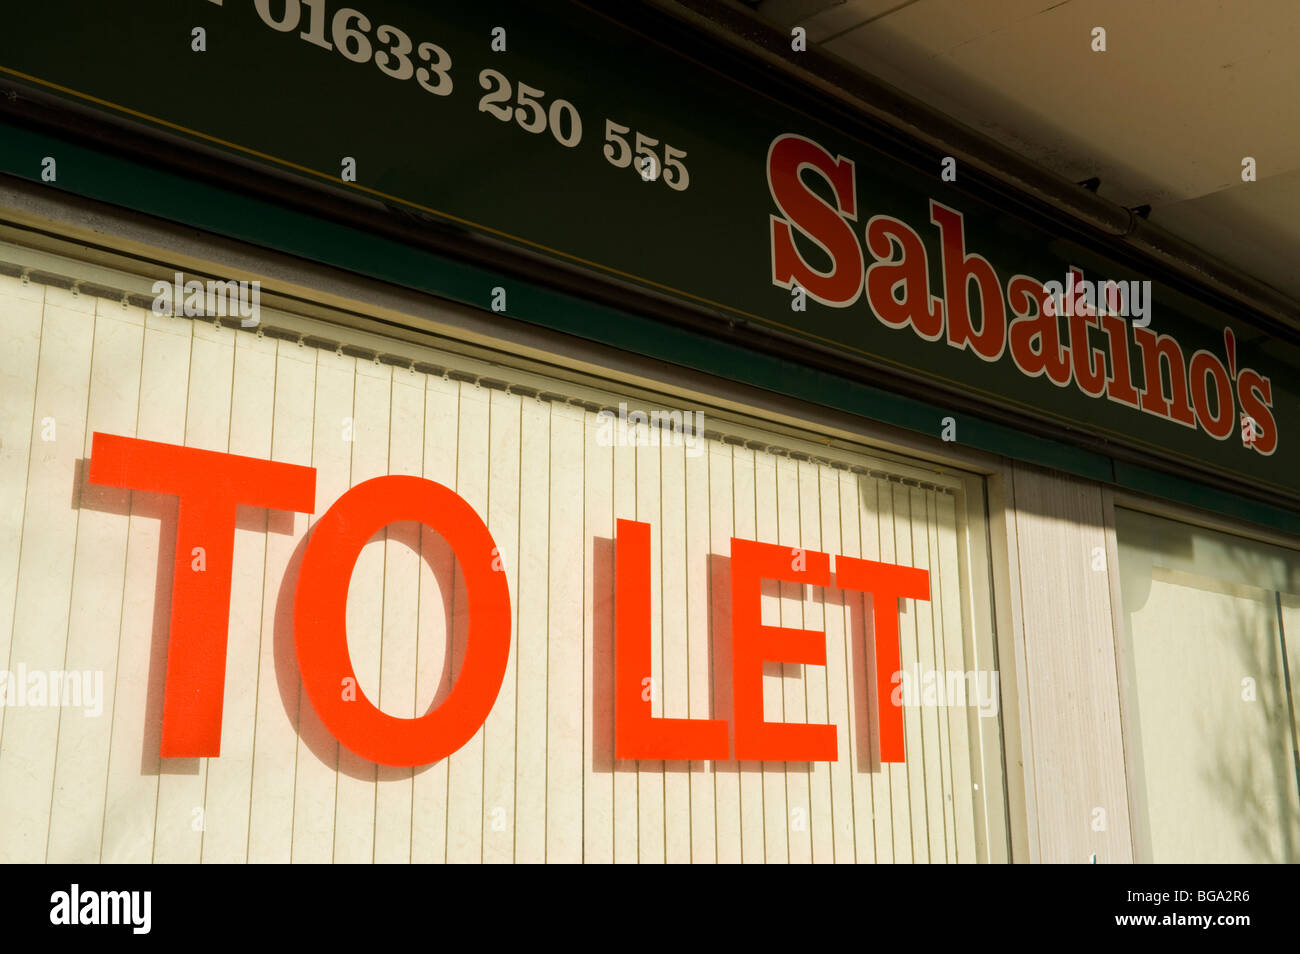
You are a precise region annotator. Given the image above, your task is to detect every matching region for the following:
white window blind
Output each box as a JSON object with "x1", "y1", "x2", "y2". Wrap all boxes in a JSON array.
[{"x1": 0, "y1": 263, "x2": 1008, "y2": 863}]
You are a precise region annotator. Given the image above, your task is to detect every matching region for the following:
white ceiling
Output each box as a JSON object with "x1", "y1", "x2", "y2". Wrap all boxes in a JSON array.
[{"x1": 756, "y1": 0, "x2": 1300, "y2": 300}]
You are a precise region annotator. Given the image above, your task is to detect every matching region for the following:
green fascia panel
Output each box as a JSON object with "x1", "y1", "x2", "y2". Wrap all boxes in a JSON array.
[
  {"x1": 1110, "y1": 461, "x2": 1300, "y2": 536},
  {"x1": 2, "y1": 119, "x2": 1296, "y2": 535}
]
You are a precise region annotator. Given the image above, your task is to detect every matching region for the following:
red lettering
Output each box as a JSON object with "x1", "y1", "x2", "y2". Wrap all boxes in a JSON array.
[
  {"x1": 1189, "y1": 350, "x2": 1234, "y2": 440},
  {"x1": 1066, "y1": 269, "x2": 1107, "y2": 397},
  {"x1": 87, "y1": 435, "x2": 941, "y2": 769},
  {"x1": 730, "y1": 539, "x2": 836, "y2": 762},
  {"x1": 294, "y1": 475, "x2": 511, "y2": 766},
  {"x1": 614, "y1": 519, "x2": 728, "y2": 760},
  {"x1": 767, "y1": 134, "x2": 863, "y2": 307},
  {"x1": 865, "y1": 214, "x2": 944, "y2": 339},
  {"x1": 1134, "y1": 328, "x2": 1196, "y2": 427},
  {"x1": 931, "y1": 201, "x2": 1006, "y2": 361},
  {"x1": 87, "y1": 432, "x2": 315, "y2": 757},
  {"x1": 1007, "y1": 275, "x2": 1072, "y2": 385},
  {"x1": 1238, "y1": 369, "x2": 1278, "y2": 455},
  {"x1": 1100, "y1": 315, "x2": 1142, "y2": 408},
  {"x1": 834, "y1": 557, "x2": 930, "y2": 763}
]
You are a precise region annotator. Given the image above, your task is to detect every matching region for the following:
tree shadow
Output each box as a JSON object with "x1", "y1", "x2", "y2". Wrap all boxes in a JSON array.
[{"x1": 1116, "y1": 509, "x2": 1300, "y2": 862}]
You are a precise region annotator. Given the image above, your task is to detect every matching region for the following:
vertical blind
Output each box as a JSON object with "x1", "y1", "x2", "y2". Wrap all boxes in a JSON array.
[{"x1": 0, "y1": 266, "x2": 1008, "y2": 862}]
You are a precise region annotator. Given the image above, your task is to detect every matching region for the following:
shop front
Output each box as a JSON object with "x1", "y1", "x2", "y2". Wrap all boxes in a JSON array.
[{"x1": 0, "y1": 0, "x2": 1296, "y2": 864}]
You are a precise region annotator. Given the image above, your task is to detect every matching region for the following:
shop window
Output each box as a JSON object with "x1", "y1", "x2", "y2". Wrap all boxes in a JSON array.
[
  {"x1": 0, "y1": 261, "x2": 1009, "y2": 862},
  {"x1": 1115, "y1": 507, "x2": 1300, "y2": 862}
]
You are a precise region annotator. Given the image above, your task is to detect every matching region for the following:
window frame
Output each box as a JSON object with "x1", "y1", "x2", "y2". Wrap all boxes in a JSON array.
[{"x1": 1101, "y1": 487, "x2": 1300, "y2": 862}]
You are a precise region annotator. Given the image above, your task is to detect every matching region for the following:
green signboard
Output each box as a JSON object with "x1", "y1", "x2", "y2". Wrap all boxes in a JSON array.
[{"x1": 1, "y1": 0, "x2": 1296, "y2": 500}]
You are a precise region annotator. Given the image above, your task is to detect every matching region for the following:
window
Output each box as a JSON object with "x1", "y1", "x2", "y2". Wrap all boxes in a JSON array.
[
  {"x1": 1114, "y1": 507, "x2": 1300, "y2": 862},
  {"x1": 0, "y1": 250, "x2": 1010, "y2": 862}
]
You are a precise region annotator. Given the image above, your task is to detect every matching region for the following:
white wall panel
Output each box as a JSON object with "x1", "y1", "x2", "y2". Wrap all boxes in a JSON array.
[
  {"x1": 445, "y1": 383, "x2": 490, "y2": 862},
  {"x1": 101, "y1": 306, "x2": 191, "y2": 863},
  {"x1": 482, "y1": 387, "x2": 522, "y2": 863},
  {"x1": 289, "y1": 347, "x2": 353, "y2": 863},
  {"x1": 684, "y1": 435, "x2": 716, "y2": 862},
  {"x1": 0, "y1": 274, "x2": 1007, "y2": 863},
  {"x1": 1012, "y1": 464, "x2": 1132, "y2": 864},
  {"x1": 546, "y1": 402, "x2": 586, "y2": 862},
  {"x1": 333, "y1": 356, "x2": 389, "y2": 864},
  {"x1": 635, "y1": 436, "x2": 666, "y2": 863},
  {"x1": 373, "y1": 368, "x2": 425, "y2": 864},
  {"x1": 46, "y1": 299, "x2": 143, "y2": 863},
  {"x1": 411, "y1": 372, "x2": 457, "y2": 863},
  {"x1": 660, "y1": 437, "x2": 691, "y2": 863},
  {"x1": 0, "y1": 286, "x2": 94, "y2": 862},
  {"x1": 611, "y1": 433, "x2": 638, "y2": 863},
  {"x1": 156, "y1": 316, "x2": 236, "y2": 864},
  {"x1": 707, "y1": 442, "x2": 742, "y2": 863},
  {"x1": 754, "y1": 450, "x2": 788, "y2": 863},
  {"x1": 582, "y1": 400, "x2": 614, "y2": 863},
  {"x1": 514, "y1": 397, "x2": 550, "y2": 861},
  {"x1": 729, "y1": 445, "x2": 766, "y2": 862},
  {"x1": 0, "y1": 275, "x2": 44, "y2": 739},
  {"x1": 203, "y1": 327, "x2": 279, "y2": 864},
  {"x1": 246, "y1": 339, "x2": 315, "y2": 863}
]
